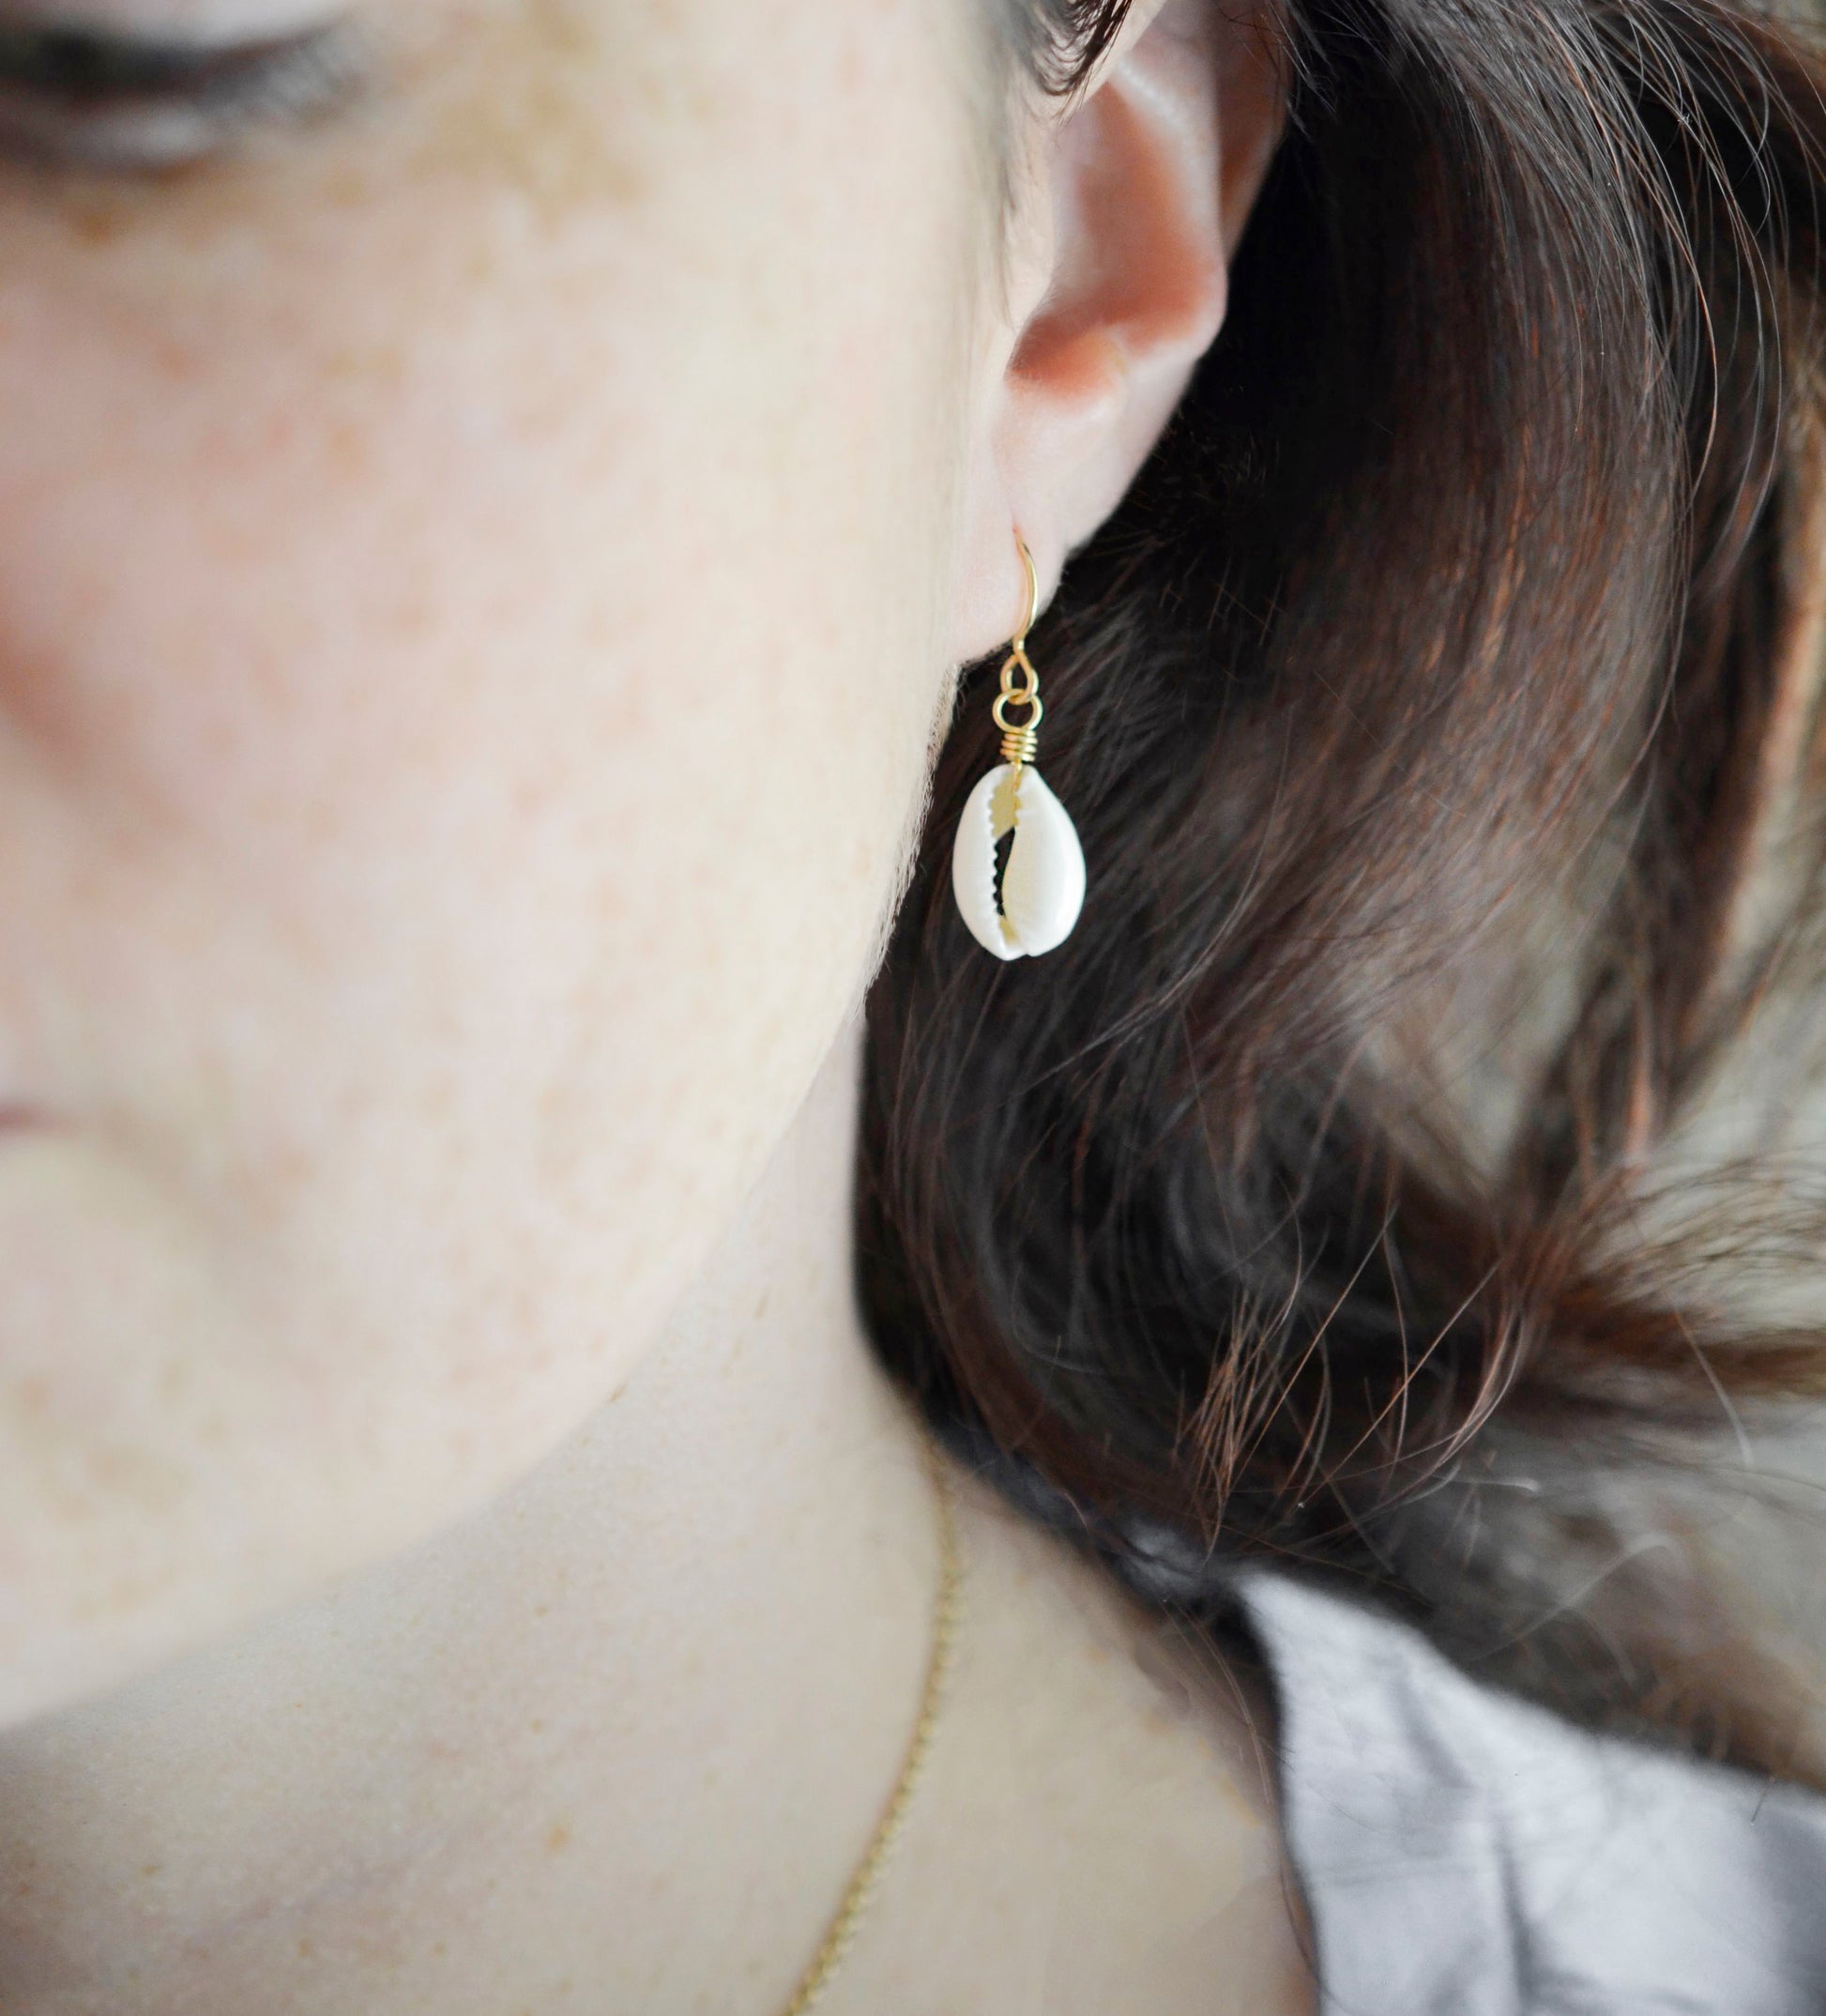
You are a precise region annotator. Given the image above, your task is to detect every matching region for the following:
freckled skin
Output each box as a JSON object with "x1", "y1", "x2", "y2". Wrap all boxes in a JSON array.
[
  {"x1": 0, "y1": 0, "x2": 986, "y2": 1725},
  {"x1": 0, "y1": 11, "x2": 1319, "y2": 2012}
]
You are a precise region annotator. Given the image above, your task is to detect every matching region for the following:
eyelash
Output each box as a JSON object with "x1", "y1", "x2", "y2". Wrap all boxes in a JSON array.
[{"x1": 0, "y1": 21, "x2": 360, "y2": 173}]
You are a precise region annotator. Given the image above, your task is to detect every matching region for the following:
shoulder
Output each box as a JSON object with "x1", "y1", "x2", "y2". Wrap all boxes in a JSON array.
[{"x1": 1235, "y1": 1570, "x2": 1826, "y2": 2016}]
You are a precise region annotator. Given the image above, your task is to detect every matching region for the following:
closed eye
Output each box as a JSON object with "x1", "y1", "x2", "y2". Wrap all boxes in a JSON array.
[{"x1": 0, "y1": 18, "x2": 359, "y2": 172}]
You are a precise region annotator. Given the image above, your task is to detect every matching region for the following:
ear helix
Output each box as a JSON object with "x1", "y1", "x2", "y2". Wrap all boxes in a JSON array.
[{"x1": 950, "y1": 537, "x2": 1087, "y2": 960}]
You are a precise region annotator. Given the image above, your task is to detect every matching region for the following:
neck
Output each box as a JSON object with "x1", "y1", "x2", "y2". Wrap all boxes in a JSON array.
[{"x1": 0, "y1": 1020, "x2": 947, "y2": 2013}]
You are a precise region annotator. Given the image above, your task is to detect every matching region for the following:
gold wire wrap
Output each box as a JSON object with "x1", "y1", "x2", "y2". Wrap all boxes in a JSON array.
[
  {"x1": 775, "y1": 1429, "x2": 965, "y2": 2016},
  {"x1": 992, "y1": 648, "x2": 1043, "y2": 768},
  {"x1": 991, "y1": 537, "x2": 1044, "y2": 774}
]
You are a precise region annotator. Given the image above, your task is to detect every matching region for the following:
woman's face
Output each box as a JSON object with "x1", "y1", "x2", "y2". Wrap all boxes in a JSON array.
[{"x1": 0, "y1": 0, "x2": 1004, "y2": 1721}]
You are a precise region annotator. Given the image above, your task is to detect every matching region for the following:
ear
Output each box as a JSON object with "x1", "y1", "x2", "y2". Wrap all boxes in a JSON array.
[{"x1": 951, "y1": 0, "x2": 1285, "y2": 659}]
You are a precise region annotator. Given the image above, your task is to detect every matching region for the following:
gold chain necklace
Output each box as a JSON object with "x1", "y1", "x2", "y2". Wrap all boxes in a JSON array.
[{"x1": 775, "y1": 1431, "x2": 966, "y2": 2016}]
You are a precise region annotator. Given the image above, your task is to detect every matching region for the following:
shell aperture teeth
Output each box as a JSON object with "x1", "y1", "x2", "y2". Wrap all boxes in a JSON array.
[{"x1": 951, "y1": 762, "x2": 1087, "y2": 961}]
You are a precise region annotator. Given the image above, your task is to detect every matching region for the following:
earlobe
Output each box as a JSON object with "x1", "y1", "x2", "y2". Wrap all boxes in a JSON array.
[{"x1": 952, "y1": 0, "x2": 1285, "y2": 664}]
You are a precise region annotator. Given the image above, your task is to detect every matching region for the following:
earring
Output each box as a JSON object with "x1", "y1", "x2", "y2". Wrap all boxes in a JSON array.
[{"x1": 951, "y1": 536, "x2": 1087, "y2": 961}]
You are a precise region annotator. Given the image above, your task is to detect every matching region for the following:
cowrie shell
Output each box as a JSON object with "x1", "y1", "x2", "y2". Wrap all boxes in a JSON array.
[{"x1": 951, "y1": 763, "x2": 1087, "y2": 960}]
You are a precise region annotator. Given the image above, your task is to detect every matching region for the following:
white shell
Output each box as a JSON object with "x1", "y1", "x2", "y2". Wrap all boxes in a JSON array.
[{"x1": 951, "y1": 763, "x2": 1087, "y2": 960}]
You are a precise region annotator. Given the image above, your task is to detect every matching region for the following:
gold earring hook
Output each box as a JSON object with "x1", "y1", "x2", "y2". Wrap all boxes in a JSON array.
[
  {"x1": 1012, "y1": 534, "x2": 1039, "y2": 649},
  {"x1": 995, "y1": 535, "x2": 1044, "y2": 773}
]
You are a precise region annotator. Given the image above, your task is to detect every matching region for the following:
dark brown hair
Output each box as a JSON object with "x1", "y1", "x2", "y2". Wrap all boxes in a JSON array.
[{"x1": 861, "y1": 0, "x2": 1826, "y2": 1779}]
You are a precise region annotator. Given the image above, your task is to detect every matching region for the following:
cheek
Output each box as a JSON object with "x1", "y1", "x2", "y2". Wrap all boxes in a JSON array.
[{"x1": 0, "y1": 0, "x2": 983, "y2": 1716}]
